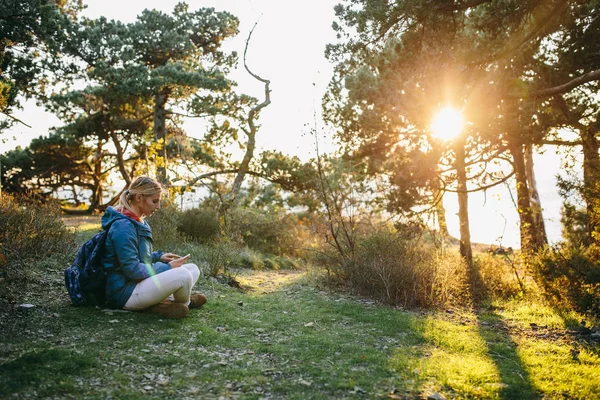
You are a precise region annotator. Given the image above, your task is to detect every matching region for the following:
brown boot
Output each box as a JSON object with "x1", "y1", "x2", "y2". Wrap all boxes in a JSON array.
[
  {"x1": 189, "y1": 293, "x2": 207, "y2": 309},
  {"x1": 146, "y1": 302, "x2": 189, "y2": 319}
]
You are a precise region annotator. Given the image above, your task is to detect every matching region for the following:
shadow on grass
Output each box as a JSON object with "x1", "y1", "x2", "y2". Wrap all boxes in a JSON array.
[
  {"x1": 468, "y1": 260, "x2": 540, "y2": 399},
  {"x1": 0, "y1": 348, "x2": 98, "y2": 397}
]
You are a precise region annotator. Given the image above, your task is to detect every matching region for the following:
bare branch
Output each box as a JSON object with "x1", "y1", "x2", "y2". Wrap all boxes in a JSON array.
[
  {"x1": 1, "y1": 111, "x2": 32, "y2": 128},
  {"x1": 228, "y1": 20, "x2": 271, "y2": 205}
]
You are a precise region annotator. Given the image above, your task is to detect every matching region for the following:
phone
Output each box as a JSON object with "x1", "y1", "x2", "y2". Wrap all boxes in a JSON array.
[{"x1": 182, "y1": 254, "x2": 191, "y2": 259}]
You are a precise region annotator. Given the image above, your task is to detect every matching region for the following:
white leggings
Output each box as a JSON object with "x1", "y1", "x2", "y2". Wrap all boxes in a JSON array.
[{"x1": 123, "y1": 263, "x2": 200, "y2": 311}]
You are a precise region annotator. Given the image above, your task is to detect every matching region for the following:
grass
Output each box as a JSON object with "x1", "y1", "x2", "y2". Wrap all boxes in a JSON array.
[{"x1": 1, "y1": 225, "x2": 599, "y2": 399}]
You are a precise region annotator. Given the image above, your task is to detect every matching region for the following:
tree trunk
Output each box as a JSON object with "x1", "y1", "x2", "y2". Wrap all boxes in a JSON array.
[
  {"x1": 581, "y1": 126, "x2": 600, "y2": 246},
  {"x1": 435, "y1": 190, "x2": 450, "y2": 237},
  {"x1": 509, "y1": 141, "x2": 540, "y2": 253},
  {"x1": 89, "y1": 139, "x2": 104, "y2": 212},
  {"x1": 110, "y1": 131, "x2": 131, "y2": 187},
  {"x1": 154, "y1": 89, "x2": 169, "y2": 184},
  {"x1": 455, "y1": 140, "x2": 472, "y2": 265},
  {"x1": 524, "y1": 144, "x2": 548, "y2": 245}
]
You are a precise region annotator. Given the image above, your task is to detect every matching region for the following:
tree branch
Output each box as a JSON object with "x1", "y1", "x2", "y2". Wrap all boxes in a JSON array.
[
  {"x1": 229, "y1": 20, "x2": 271, "y2": 205},
  {"x1": 1, "y1": 111, "x2": 32, "y2": 128},
  {"x1": 531, "y1": 69, "x2": 600, "y2": 98},
  {"x1": 541, "y1": 140, "x2": 582, "y2": 146}
]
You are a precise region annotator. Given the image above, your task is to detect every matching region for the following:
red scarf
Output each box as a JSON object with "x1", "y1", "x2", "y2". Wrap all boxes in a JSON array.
[{"x1": 121, "y1": 208, "x2": 142, "y2": 222}]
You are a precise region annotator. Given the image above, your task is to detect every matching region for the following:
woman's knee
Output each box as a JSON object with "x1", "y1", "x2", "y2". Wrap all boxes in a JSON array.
[
  {"x1": 170, "y1": 266, "x2": 194, "y2": 284},
  {"x1": 182, "y1": 263, "x2": 200, "y2": 279}
]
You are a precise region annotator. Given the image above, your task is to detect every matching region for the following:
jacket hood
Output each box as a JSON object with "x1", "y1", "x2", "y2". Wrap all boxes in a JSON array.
[{"x1": 101, "y1": 206, "x2": 150, "y2": 233}]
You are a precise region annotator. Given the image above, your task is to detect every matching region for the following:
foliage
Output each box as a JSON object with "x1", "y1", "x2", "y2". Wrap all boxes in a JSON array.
[
  {"x1": 56, "y1": 3, "x2": 243, "y2": 184},
  {"x1": 324, "y1": 0, "x2": 600, "y2": 252},
  {"x1": 230, "y1": 206, "x2": 309, "y2": 257},
  {"x1": 177, "y1": 207, "x2": 220, "y2": 244},
  {"x1": 325, "y1": 229, "x2": 469, "y2": 308},
  {"x1": 532, "y1": 244, "x2": 600, "y2": 317},
  {"x1": 0, "y1": 194, "x2": 76, "y2": 283},
  {"x1": 470, "y1": 253, "x2": 524, "y2": 301},
  {"x1": 0, "y1": 0, "x2": 81, "y2": 131},
  {"x1": 561, "y1": 202, "x2": 590, "y2": 247},
  {"x1": 199, "y1": 241, "x2": 239, "y2": 277},
  {"x1": 146, "y1": 200, "x2": 183, "y2": 250},
  {"x1": 0, "y1": 133, "x2": 96, "y2": 201}
]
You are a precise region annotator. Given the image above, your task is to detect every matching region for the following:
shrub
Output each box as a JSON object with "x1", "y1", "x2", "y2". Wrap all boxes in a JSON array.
[
  {"x1": 230, "y1": 207, "x2": 308, "y2": 257},
  {"x1": 177, "y1": 207, "x2": 220, "y2": 244},
  {"x1": 147, "y1": 200, "x2": 184, "y2": 249},
  {"x1": 332, "y1": 230, "x2": 469, "y2": 308},
  {"x1": 470, "y1": 253, "x2": 524, "y2": 301},
  {"x1": 532, "y1": 244, "x2": 600, "y2": 317},
  {"x1": 0, "y1": 194, "x2": 76, "y2": 282},
  {"x1": 237, "y1": 248, "x2": 265, "y2": 270},
  {"x1": 199, "y1": 241, "x2": 240, "y2": 277}
]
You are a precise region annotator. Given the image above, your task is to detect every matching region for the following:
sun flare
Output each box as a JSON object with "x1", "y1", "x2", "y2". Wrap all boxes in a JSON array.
[{"x1": 431, "y1": 107, "x2": 464, "y2": 141}]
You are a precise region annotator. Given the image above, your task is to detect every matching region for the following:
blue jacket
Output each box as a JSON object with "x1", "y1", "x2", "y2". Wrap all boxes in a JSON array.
[{"x1": 101, "y1": 206, "x2": 171, "y2": 309}]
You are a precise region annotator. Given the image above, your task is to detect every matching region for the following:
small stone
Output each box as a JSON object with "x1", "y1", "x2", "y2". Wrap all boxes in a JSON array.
[
  {"x1": 352, "y1": 386, "x2": 365, "y2": 394},
  {"x1": 216, "y1": 326, "x2": 228, "y2": 332},
  {"x1": 298, "y1": 379, "x2": 312, "y2": 387},
  {"x1": 427, "y1": 393, "x2": 446, "y2": 400},
  {"x1": 143, "y1": 385, "x2": 153, "y2": 391}
]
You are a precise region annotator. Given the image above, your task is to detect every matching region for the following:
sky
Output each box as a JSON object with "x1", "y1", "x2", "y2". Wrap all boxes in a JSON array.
[{"x1": 1, "y1": 0, "x2": 570, "y2": 248}]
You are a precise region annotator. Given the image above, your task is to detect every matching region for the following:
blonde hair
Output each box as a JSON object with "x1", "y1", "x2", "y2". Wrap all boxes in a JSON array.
[{"x1": 118, "y1": 176, "x2": 164, "y2": 216}]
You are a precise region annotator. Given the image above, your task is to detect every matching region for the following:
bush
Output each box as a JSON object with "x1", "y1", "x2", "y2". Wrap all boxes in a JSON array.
[
  {"x1": 177, "y1": 207, "x2": 220, "y2": 244},
  {"x1": 147, "y1": 200, "x2": 184, "y2": 249},
  {"x1": 470, "y1": 253, "x2": 524, "y2": 301},
  {"x1": 0, "y1": 194, "x2": 76, "y2": 282},
  {"x1": 199, "y1": 241, "x2": 240, "y2": 277},
  {"x1": 237, "y1": 248, "x2": 265, "y2": 270},
  {"x1": 330, "y1": 230, "x2": 469, "y2": 308},
  {"x1": 230, "y1": 207, "x2": 309, "y2": 257},
  {"x1": 532, "y1": 244, "x2": 600, "y2": 317}
]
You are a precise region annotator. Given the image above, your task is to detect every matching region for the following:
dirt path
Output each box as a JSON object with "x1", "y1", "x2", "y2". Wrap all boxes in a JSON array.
[{"x1": 235, "y1": 269, "x2": 306, "y2": 294}]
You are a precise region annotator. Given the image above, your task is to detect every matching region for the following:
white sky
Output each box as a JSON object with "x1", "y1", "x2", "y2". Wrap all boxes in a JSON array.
[{"x1": 1, "y1": 0, "x2": 570, "y2": 248}]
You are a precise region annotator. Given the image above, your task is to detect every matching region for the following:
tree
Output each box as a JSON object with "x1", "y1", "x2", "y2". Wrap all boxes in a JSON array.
[
  {"x1": 45, "y1": 86, "x2": 155, "y2": 210},
  {"x1": 60, "y1": 3, "x2": 240, "y2": 184},
  {"x1": 0, "y1": 132, "x2": 93, "y2": 200},
  {"x1": 324, "y1": 0, "x2": 598, "y2": 255},
  {"x1": 0, "y1": 0, "x2": 81, "y2": 132},
  {"x1": 528, "y1": 0, "x2": 600, "y2": 247}
]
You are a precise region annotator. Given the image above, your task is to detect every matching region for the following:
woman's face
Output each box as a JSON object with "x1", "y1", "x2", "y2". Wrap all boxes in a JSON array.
[{"x1": 137, "y1": 192, "x2": 161, "y2": 217}]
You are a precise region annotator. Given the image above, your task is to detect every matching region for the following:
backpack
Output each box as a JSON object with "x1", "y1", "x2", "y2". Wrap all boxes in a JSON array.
[{"x1": 64, "y1": 221, "x2": 117, "y2": 306}]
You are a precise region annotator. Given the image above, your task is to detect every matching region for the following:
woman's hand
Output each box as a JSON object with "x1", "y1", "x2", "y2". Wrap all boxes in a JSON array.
[
  {"x1": 160, "y1": 253, "x2": 182, "y2": 263},
  {"x1": 168, "y1": 254, "x2": 191, "y2": 269}
]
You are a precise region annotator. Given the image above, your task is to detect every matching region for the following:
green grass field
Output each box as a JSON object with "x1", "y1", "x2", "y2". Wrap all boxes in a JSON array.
[{"x1": 1, "y1": 222, "x2": 599, "y2": 399}]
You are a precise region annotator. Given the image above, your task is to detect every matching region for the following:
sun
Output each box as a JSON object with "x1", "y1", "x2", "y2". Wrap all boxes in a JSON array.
[{"x1": 430, "y1": 107, "x2": 464, "y2": 141}]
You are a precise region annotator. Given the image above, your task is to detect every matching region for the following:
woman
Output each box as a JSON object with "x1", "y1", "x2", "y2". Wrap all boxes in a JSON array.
[{"x1": 101, "y1": 176, "x2": 206, "y2": 319}]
